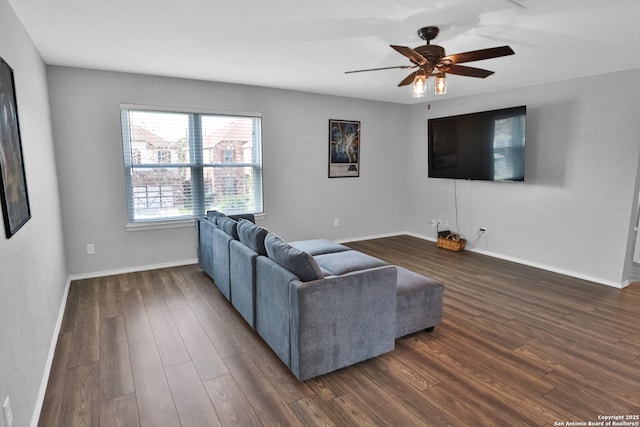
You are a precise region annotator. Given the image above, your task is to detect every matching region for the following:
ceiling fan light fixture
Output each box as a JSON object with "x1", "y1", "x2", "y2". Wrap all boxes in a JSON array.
[
  {"x1": 412, "y1": 73, "x2": 427, "y2": 98},
  {"x1": 435, "y1": 73, "x2": 447, "y2": 95}
]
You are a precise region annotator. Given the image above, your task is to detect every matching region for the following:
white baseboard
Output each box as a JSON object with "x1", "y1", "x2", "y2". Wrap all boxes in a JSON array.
[
  {"x1": 335, "y1": 231, "x2": 404, "y2": 244},
  {"x1": 68, "y1": 258, "x2": 198, "y2": 281},
  {"x1": 30, "y1": 276, "x2": 71, "y2": 427},
  {"x1": 406, "y1": 232, "x2": 623, "y2": 288}
]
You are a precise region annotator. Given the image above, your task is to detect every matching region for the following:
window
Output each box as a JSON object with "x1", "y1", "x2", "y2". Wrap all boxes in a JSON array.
[
  {"x1": 120, "y1": 106, "x2": 263, "y2": 223},
  {"x1": 157, "y1": 150, "x2": 172, "y2": 164},
  {"x1": 223, "y1": 147, "x2": 234, "y2": 163}
]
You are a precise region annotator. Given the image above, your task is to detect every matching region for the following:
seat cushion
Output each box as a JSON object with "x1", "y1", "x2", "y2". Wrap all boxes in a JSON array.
[
  {"x1": 289, "y1": 239, "x2": 351, "y2": 256},
  {"x1": 313, "y1": 250, "x2": 387, "y2": 276}
]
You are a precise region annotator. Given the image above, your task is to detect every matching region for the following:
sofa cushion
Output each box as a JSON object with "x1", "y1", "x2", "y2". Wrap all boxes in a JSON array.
[
  {"x1": 229, "y1": 213, "x2": 256, "y2": 223},
  {"x1": 217, "y1": 216, "x2": 239, "y2": 239},
  {"x1": 206, "y1": 210, "x2": 225, "y2": 224},
  {"x1": 237, "y1": 219, "x2": 268, "y2": 256},
  {"x1": 289, "y1": 239, "x2": 350, "y2": 256},
  {"x1": 264, "y1": 233, "x2": 323, "y2": 282},
  {"x1": 313, "y1": 250, "x2": 388, "y2": 276}
]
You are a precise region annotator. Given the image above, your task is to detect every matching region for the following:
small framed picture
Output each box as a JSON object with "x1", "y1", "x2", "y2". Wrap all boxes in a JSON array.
[{"x1": 328, "y1": 119, "x2": 360, "y2": 178}]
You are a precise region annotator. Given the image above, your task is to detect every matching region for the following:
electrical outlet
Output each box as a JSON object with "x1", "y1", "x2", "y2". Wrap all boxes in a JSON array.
[
  {"x1": 479, "y1": 227, "x2": 487, "y2": 235},
  {"x1": 443, "y1": 220, "x2": 449, "y2": 227},
  {"x1": 334, "y1": 218, "x2": 340, "y2": 227},
  {"x1": 3, "y1": 396, "x2": 13, "y2": 427},
  {"x1": 87, "y1": 243, "x2": 95, "y2": 255}
]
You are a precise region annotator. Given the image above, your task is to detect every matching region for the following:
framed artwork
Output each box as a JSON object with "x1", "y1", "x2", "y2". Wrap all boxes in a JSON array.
[
  {"x1": 328, "y1": 119, "x2": 360, "y2": 178},
  {"x1": 0, "y1": 57, "x2": 31, "y2": 238}
]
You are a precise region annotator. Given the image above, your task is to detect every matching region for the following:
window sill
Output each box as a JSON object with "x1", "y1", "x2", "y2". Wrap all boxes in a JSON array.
[
  {"x1": 125, "y1": 218, "x2": 196, "y2": 231},
  {"x1": 125, "y1": 213, "x2": 265, "y2": 231}
]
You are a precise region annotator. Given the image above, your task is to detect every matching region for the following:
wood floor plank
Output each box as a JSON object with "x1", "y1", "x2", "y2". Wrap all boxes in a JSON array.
[
  {"x1": 121, "y1": 288, "x2": 154, "y2": 344},
  {"x1": 425, "y1": 380, "x2": 504, "y2": 426},
  {"x1": 407, "y1": 331, "x2": 570, "y2": 425},
  {"x1": 58, "y1": 362, "x2": 100, "y2": 427},
  {"x1": 328, "y1": 367, "x2": 437, "y2": 426},
  {"x1": 67, "y1": 279, "x2": 100, "y2": 368},
  {"x1": 203, "y1": 375, "x2": 262, "y2": 427},
  {"x1": 140, "y1": 275, "x2": 191, "y2": 367},
  {"x1": 129, "y1": 340, "x2": 181, "y2": 427},
  {"x1": 321, "y1": 393, "x2": 385, "y2": 427},
  {"x1": 159, "y1": 268, "x2": 189, "y2": 311},
  {"x1": 172, "y1": 265, "x2": 203, "y2": 300},
  {"x1": 515, "y1": 343, "x2": 640, "y2": 405},
  {"x1": 224, "y1": 352, "x2": 304, "y2": 427},
  {"x1": 288, "y1": 396, "x2": 337, "y2": 427},
  {"x1": 99, "y1": 315, "x2": 135, "y2": 400},
  {"x1": 170, "y1": 306, "x2": 229, "y2": 380},
  {"x1": 242, "y1": 333, "x2": 316, "y2": 405},
  {"x1": 303, "y1": 376, "x2": 348, "y2": 402},
  {"x1": 117, "y1": 272, "x2": 133, "y2": 292},
  {"x1": 59, "y1": 281, "x2": 80, "y2": 334},
  {"x1": 354, "y1": 354, "x2": 468, "y2": 426},
  {"x1": 100, "y1": 393, "x2": 140, "y2": 427},
  {"x1": 100, "y1": 275, "x2": 123, "y2": 318},
  {"x1": 165, "y1": 362, "x2": 222, "y2": 427},
  {"x1": 37, "y1": 332, "x2": 73, "y2": 427},
  {"x1": 187, "y1": 296, "x2": 245, "y2": 359}
]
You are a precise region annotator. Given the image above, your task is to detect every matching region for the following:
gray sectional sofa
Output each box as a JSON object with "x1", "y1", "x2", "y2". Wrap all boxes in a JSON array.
[{"x1": 196, "y1": 211, "x2": 444, "y2": 380}]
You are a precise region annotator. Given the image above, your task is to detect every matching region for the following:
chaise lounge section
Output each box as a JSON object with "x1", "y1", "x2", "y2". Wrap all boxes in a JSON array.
[{"x1": 196, "y1": 211, "x2": 444, "y2": 380}]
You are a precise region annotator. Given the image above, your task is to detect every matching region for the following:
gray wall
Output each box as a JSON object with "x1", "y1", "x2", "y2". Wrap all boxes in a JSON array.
[
  {"x1": 46, "y1": 67, "x2": 410, "y2": 277},
  {"x1": 405, "y1": 69, "x2": 640, "y2": 286},
  {"x1": 0, "y1": 1, "x2": 68, "y2": 426}
]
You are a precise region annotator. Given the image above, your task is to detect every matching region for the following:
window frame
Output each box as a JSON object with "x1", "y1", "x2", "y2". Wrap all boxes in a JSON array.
[{"x1": 120, "y1": 104, "x2": 263, "y2": 229}]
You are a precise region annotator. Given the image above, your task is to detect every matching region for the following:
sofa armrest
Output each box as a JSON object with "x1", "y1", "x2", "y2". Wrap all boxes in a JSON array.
[
  {"x1": 196, "y1": 218, "x2": 216, "y2": 279},
  {"x1": 289, "y1": 265, "x2": 397, "y2": 380}
]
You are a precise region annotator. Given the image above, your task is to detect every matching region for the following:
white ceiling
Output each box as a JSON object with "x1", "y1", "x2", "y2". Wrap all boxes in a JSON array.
[{"x1": 8, "y1": 0, "x2": 640, "y2": 104}]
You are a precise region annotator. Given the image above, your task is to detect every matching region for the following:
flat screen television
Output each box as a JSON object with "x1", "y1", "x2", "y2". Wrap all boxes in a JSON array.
[{"x1": 428, "y1": 105, "x2": 526, "y2": 182}]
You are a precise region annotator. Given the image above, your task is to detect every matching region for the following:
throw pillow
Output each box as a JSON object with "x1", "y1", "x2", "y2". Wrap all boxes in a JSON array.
[
  {"x1": 237, "y1": 219, "x2": 268, "y2": 255},
  {"x1": 264, "y1": 233, "x2": 323, "y2": 282},
  {"x1": 217, "y1": 216, "x2": 239, "y2": 239},
  {"x1": 206, "y1": 210, "x2": 225, "y2": 224}
]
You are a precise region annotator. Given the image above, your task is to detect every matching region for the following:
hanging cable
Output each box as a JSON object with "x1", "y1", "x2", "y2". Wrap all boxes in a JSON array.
[{"x1": 453, "y1": 180, "x2": 460, "y2": 234}]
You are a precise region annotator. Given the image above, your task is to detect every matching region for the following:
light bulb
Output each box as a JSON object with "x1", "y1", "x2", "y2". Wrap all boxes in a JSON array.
[
  {"x1": 435, "y1": 73, "x2": 447, "y2": 95},
  {"x1": 412, "y1": 74, "x2": 427, "y2": 98}
]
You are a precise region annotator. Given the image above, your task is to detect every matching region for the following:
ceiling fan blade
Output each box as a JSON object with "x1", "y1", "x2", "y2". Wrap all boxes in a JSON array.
[
  {"x1": 390, "y1": 45, "x2": 428, "y2": 66},
  {"x1": 345, "y1": 65, "x2": 416, "y2": 74},
  {"x1": 443, "y1": 46, "x2": 514, "y2": 64},
  {"x1": 440, "y1": 64, "x2": 494, "y2": 78},
  {"x1": 398, "y1": 71, "x2": 419, "y2": 87}
]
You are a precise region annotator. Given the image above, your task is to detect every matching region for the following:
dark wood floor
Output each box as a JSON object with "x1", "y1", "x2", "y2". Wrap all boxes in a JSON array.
[{"x1": 38, "y1": 235, "x2": 640, "y2": 426}]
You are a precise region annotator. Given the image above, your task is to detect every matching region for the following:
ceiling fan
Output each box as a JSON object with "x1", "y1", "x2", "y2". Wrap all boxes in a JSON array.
[{"x1": 345, "y1": 26, "x2": 515, "y2": 97}]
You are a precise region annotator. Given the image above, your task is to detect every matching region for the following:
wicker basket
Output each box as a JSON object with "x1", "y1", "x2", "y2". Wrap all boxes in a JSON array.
[{"x1": 437, "y1": 233, "x2": 466, "y2": 251}]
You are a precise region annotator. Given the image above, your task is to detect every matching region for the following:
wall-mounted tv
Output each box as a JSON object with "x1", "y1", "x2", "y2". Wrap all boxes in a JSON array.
[{"x1": 428, "y1": 105, "x2": 526, "y2": 182}]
